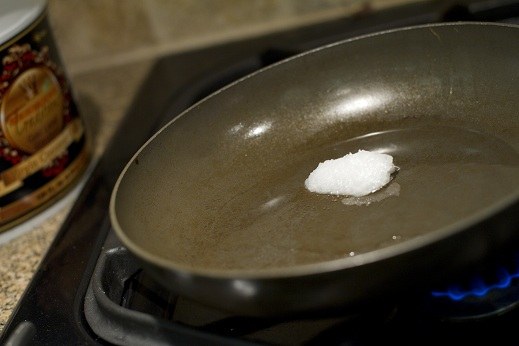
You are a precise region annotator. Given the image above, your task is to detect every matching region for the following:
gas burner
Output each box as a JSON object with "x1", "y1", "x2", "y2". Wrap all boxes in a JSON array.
[{"x1": 424, "y1": 253, "x2": 519, "y2": 321}]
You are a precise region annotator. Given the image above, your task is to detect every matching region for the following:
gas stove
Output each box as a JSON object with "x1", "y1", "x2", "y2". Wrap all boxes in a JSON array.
[{"x1": 2, "y1": 1, "x2": 519, "y2": 344}]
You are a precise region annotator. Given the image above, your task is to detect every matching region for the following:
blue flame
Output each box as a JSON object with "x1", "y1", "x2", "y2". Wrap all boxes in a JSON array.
[{"x1": 431, "y1": 267, "x2": 519, "y2": 301}]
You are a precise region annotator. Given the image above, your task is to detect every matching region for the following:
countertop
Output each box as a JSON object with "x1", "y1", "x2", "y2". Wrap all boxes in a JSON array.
[{"x1": 0, "y1": 59, "x2": 153, "y2": 333}]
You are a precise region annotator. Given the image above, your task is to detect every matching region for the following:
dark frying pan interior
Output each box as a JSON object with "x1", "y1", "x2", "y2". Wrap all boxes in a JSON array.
[{"x1": 111, "y1": 23, "x2": 519, "y2": 315}]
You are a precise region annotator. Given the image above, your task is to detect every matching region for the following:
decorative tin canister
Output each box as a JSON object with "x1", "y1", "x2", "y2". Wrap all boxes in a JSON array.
[{"x1": 0, "y1": 0, "x2": 89, "y2": 231}]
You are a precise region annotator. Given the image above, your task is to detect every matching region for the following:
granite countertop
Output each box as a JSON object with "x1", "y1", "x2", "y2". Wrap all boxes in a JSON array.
[{"x1": 0, "y1": 59, "x2": 153, "y2": 333}]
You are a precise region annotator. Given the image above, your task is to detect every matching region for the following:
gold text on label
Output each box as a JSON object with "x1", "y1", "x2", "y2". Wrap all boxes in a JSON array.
[
  {"x1": 0, "y1": 147, "x2": 89, "y2": 224},
  {"x1": 0, "y1": 67, "x2": 64, "y2": 154},
  {"x1": 0, "y1": 118, "x2": 83, "y2": 196}
]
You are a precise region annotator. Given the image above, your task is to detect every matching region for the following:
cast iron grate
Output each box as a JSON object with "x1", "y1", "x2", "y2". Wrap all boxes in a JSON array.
[{"x1": 84, "y1": 245, "x2": 519, "y2": 345}]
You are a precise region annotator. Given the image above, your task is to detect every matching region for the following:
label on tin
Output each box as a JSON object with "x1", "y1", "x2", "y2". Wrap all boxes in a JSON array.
[
  {"x1": 0, "y1": 11, "x2": 89, "y2": 227},
  {"x1": 1, "y1": 66, "x2": 64, "y2": 154}
]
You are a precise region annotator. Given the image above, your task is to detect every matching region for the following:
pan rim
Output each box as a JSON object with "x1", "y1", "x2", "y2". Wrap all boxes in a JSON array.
[
  {"x1": 111, "y1": 192, "x2": 518, "y2": 279},
  {"x1": 110, "y1": 21, "x2": 519, "y2": 280}
]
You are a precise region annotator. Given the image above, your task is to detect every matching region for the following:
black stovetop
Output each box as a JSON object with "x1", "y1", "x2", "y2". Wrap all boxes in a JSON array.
[{"x1": 2, "y1": 1, "x2": 519, "y2": 345}]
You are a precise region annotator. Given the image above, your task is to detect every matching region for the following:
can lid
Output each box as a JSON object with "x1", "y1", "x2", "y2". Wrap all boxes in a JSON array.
[{"x1": 0, "y1": 0, "x2": 46, "y2": 46}]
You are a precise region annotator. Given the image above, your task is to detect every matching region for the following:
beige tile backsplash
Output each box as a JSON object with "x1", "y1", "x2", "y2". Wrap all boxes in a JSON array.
[{"x1": 47, "y1": 0, "x2": 422, "y2": 75}]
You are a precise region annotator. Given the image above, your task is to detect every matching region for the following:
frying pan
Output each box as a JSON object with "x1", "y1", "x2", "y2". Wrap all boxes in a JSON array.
[{"x1": 110, "y1": 22, "x2": 519, "y2": 316}]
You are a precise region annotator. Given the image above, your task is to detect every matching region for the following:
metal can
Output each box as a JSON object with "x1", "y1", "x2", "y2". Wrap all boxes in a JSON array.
[{"x1": 0, "y1": 0, "x2": 90, "y2": 231}]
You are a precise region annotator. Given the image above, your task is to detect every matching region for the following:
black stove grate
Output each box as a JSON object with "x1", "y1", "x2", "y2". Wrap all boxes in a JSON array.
[{"x1": 85, "y1": 246, "x2": 519, "y2": 345}]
